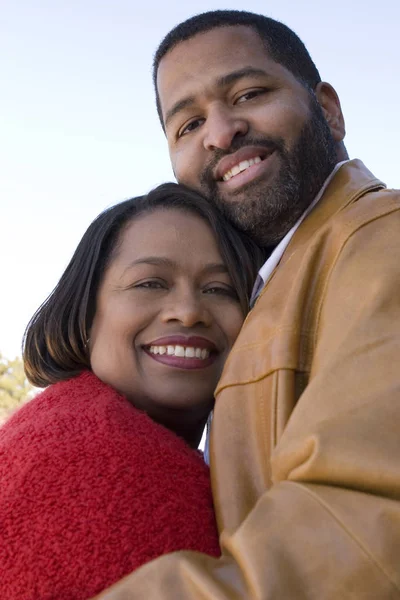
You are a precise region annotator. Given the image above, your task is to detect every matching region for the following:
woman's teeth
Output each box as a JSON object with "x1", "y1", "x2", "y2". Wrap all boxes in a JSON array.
[
  {"x1": 149, "y1": 345, "x2": 210, "y2": 359},
  {"x1": 222, "y1": 156, "x2": 262, "y2": 182}
]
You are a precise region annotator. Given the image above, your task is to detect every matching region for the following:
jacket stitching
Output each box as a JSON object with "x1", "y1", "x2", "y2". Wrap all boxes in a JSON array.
[
  {"x1": 289, "y1": 482, "x2": 400, "y2": 595},
  {"x1": 313, "y1": 205, "x2": 400, "y2": 352},
  {"x1": 216, "y1": 367, "x2": 307, "y2": 393}
]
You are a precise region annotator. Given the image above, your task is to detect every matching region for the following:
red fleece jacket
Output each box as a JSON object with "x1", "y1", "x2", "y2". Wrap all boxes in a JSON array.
[{"x1": 0, "y1": 371, "x2": 220, "y2": 600}]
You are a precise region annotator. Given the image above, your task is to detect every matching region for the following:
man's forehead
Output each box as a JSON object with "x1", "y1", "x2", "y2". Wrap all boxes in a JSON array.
[
  {"x1": 157, "y1": 26, "x2": 273, "y2": 112},
  {"x1": 158, "y1": 25, "x2": 268, "y2": 77}
]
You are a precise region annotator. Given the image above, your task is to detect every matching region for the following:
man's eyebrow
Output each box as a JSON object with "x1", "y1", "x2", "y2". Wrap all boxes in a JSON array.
[
  {"x1": 164, "y1": 67, "x2": 268, "y2": 128},
  {"x1": 216, "y1": 66, "x2": 269, "y2": 88},
  {"x1": 164, "y1": 97, "x2": 195, "y2": 128}
]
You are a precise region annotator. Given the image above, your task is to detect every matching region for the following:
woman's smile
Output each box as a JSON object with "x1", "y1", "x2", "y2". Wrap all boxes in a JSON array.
[{"x1": 143, "y1": 335, "x2": 219, "y2": 370}]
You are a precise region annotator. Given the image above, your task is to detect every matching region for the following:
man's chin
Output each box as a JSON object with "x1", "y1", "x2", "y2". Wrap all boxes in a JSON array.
[
  {"x1": 214, "y1": 176, "x2": 273, "y2": 213},
  {"x1": 213, "y1": 198, "x2": 264, "y2": 236}
]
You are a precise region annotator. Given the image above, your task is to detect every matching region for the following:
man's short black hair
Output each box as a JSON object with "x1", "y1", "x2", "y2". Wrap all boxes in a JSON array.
[{"x1": 153, "y1": 10, "x2": 322, "y2": 126}]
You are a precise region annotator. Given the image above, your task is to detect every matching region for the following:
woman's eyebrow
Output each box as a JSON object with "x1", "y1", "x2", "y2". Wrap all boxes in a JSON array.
[
  {"x1": 122, "y1": 257, "x2": 228, "y2": 275},
  {"x1": 122, "y1": 257, "x2": 174, "y2": 274},
  {"x1": 201, "y1": 262, "x2": 229, "y2": 275}
]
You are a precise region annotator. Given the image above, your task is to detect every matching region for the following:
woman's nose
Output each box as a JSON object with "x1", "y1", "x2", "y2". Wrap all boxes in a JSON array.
[{"x1": 161, "y1": 291, "x2": 212, "y2": 328}]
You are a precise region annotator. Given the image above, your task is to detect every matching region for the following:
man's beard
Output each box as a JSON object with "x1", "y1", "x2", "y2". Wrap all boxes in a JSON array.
[{"x1": 199, "y1": 94, "x2": 338, "y2": 248}]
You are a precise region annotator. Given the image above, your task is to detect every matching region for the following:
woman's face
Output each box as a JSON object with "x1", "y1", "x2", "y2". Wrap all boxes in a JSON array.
[{"x1": 89, "y1": 208, "x2": 244, "y2": 441}]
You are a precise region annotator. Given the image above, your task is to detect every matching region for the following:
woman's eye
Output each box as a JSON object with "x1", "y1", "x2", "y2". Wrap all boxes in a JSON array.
[
  {"x1": 236, "y1": 89, "x2": 266, "y2": 104},
  {"x1": 203, "y1": 285, "x2": 238, "y2": 299},
  {"x1": 135, "y1": 280, "x2": 165, "y2": 290},
  {"x1": 179, "y1": 118, "x2": 204, "y2": 137}
]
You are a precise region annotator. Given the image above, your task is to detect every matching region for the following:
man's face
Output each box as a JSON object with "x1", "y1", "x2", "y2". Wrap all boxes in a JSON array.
[{"x1": 157, "y1": 26, "x2": 337, "y2": 246}]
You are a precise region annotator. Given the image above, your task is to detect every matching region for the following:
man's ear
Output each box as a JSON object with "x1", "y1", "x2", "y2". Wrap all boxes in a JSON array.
[{"x1": 315, "y1": 82, "x2": 346, "y2": 143}]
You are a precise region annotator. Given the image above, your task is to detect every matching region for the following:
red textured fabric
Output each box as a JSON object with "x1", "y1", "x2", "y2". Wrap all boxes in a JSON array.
[{"x1": 0, "y1": 371, "x2": 220, "y2": 600}]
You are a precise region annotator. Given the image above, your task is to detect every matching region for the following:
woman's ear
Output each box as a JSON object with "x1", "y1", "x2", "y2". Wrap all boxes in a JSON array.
[{"x1": 315, "y1": 82, "x2": 346, "y2": 143}]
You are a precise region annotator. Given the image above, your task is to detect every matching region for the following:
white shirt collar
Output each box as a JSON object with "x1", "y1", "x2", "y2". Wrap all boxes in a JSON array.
[{"x1": 250, "y1": 161, "x2": 348, "y2": 306}]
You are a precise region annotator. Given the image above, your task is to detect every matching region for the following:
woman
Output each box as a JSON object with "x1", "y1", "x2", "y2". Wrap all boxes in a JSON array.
[{"x1": 0, "y1": 183, "x2": 264, "y2": 600}]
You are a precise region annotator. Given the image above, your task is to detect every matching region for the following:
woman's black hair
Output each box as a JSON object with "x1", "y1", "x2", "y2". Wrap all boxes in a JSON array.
[{"x1": 23, "y1": 183, "x2": 265, "y2": 387}]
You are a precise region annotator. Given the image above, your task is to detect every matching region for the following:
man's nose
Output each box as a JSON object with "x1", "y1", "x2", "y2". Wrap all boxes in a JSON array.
[
  {"x1": 203, "y1": 105, "x2": 248, "y2": 151},
  {"x1": 161, "y1": 290, "x2": 212, "y2": 329}
]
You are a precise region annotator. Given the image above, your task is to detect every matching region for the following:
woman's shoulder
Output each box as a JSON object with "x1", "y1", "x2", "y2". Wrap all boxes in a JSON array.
[
  {"x1": 0, "y1": 369, "x2": 209, "y2": 515},
  {"x1": 0, "y1": 371, "x2": 119, "y2": 443},
  {"x1": 0, "y1": 370, "x2": 205, "y2": 468},
  {"x1": 0, "y1": 379, "x2": 217, "y2": 600},
  {"x1": 1, "y1": 370, "x2": 145, "y2": 433}
]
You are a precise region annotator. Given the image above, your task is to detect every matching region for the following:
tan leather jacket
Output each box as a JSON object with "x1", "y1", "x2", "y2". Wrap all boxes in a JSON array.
[{"x1": 95, "y1": 160, "x2": 400, "y2": 599}]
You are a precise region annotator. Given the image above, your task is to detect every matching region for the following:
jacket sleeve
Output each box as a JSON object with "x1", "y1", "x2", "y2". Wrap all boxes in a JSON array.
[{"x1": 93, "y1": 209, "x2": 400, "y2": 599}]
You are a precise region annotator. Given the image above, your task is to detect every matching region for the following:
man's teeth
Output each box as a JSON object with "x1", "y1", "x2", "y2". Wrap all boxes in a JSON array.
[
  {"x1": 149, "y1": 345, "x2": 210, "y2": 359},
  {"x1": 222, "y1": 156, "x2": 262, "y2": 182}
]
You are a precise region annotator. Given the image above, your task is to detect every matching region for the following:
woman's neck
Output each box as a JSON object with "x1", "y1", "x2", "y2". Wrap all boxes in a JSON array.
[{"x1": 152, "y1": 407, "x2": 210, "y2": 449}]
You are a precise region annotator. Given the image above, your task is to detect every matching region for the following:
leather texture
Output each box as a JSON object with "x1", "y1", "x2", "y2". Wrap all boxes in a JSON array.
[{"x1": 93, "y1": 160, "x2": 400, "y2": 599}]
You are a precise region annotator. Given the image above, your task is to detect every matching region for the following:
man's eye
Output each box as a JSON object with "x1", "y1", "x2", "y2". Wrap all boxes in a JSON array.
[
  {"x1": 179, "y1": 118, "x2": 204, "y2": 137},
  {"x1": 235, "y1": 89, "x2": 267, "y2": 104}
]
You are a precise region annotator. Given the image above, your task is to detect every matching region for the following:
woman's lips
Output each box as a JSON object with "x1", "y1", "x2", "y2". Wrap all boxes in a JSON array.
[
  {"x1": 143, "y1": 335, "x2": 218, "y2": 370},
  {"x1": 144, "y1": 349, "x2": 217, "y2": 370}
]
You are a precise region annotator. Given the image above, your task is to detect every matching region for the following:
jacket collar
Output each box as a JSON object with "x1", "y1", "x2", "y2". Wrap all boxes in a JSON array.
[{"x1": 281, "y1": 159, "x2": 385, "y2": 265}]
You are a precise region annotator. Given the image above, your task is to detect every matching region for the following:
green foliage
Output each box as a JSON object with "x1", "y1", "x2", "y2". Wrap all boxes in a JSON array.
[{"x1": 0, "y1": 353, "x2": 35, "y2": 423}]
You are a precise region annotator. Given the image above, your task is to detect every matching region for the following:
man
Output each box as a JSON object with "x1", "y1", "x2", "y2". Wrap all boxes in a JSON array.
[{"x1": 96, "y1": 10, "x2": 400, "y2": 599}]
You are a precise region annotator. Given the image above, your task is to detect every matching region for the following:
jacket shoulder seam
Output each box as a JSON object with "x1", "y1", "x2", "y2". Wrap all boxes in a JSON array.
[
  {"x1": 313, "y1": 204, "x2": 400, "y2": 351},
  {"x1": 286, "y1": 482, "x2": 400, "y2": 595}
]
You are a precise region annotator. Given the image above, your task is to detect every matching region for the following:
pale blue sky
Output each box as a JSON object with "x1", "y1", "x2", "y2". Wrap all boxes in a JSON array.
[{"x1": 1, "y1": 0, "x2": 399, "y2": 358}]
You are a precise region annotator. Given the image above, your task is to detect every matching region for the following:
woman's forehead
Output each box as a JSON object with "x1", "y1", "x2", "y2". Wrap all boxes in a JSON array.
[{"x1": 110, "y1": 208, "x2": 223, "y2": 271}]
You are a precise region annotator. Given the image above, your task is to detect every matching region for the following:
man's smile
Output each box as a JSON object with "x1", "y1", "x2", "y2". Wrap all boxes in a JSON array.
[{"x1": 214, "y1": 148, "x2": 278, "y2": 194}]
